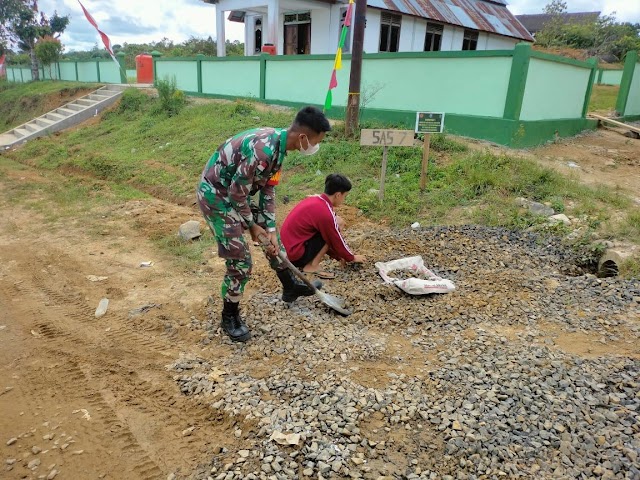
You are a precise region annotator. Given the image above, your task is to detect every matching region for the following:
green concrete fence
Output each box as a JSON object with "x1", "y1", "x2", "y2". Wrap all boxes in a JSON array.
[
  {"x1": 150, "y1": 43, "x2": 602, "y2": 147},
  {"x1": 6, "y1": 54, "x2": 127, "y2": 84},
  {"x1": 596, "y1": 68, "x2": 624, "y2": 86},
  {"x1": 8, "y1": 46, "x2": 629, "y2": 147},
  {"x1": 615, "y1": 51, "x2": 640, "y2": 121}
]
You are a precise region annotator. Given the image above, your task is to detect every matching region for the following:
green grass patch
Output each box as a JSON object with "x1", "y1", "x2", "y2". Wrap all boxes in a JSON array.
[
  {"x1": 589, "y1": 85, "x2": 619, "y2": 113},
  {"x1": 153, "y1": 231, "x2": 217, "y2": 268},
  {"x1": 0, "y1": 80, "x2": 99, "y2": 131},
  {"x1": 619, "y1": 258, "x2": 640, "y2": 279},
  {"x1": 615, "y1": 210, "x2": 640, "y2": 240},
  {"x1": 0, "y1": 155, "x2": 148, "y2": 221},
  {"x1": 5, "y1": 94, "x2": 640, "y2": 273}
]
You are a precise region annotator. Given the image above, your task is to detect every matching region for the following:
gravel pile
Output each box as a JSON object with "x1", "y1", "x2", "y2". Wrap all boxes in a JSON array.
[{"x1": 169, "y1": 226, "x2": 640, "y2": 479}]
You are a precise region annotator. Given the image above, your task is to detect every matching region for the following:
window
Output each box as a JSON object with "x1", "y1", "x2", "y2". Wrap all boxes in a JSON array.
[
  {"x1": 339, "y1": 7, "x2": 352, "y2": 53},
  {"x1": 424, "y1": 22, "x2": 443, "y2": 51},
  {"x1": 254, "y1": 18, "x2": 262, "y2": 53},
  {"x1": 379, "y1": 12, "x2": 401, "y2": 52},
  {"x1": 284, "y1": 12, "x2": 311, "y2": 24},
  {"x1": 462, "y1": 29, "x2": 478, "y2": 50},
  {"x1": 284, "y1": 11, "x2": 311, "y2": 55}
]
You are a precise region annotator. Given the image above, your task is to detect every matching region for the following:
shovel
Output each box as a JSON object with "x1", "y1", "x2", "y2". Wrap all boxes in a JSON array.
[{"x1": 259, "y1": 236, "x2": 352, "y2": 316}]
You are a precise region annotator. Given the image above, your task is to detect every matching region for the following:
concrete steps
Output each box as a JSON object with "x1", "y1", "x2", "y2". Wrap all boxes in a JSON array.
[{"x1": 0, "y1": 85, "x2": 127, "y2": 150}]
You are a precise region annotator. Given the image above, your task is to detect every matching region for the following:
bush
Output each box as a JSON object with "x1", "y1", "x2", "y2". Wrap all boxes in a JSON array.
[
  {"x1": 35, "y1": 36, "x2": 64, "y2": 79},
  {"x1": 154, "y1": 77, "x2": 186, "y2": 117},
  {"x1": 118, "y1": 88, "x2": 148, "y2": 113}
]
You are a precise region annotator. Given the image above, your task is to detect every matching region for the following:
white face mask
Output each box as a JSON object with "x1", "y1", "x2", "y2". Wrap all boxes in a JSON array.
[{"x1": 299, "y1": 135, "x2": 320, "y2": 156}]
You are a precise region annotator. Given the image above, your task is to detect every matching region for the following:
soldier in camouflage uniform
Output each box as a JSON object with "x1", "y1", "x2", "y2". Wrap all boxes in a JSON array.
[{"x1": 197, "y1": 106, "x2": 331, "y2": 342}]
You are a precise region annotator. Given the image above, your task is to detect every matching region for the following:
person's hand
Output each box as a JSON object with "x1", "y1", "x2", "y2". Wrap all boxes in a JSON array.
[
  {"x1": 352, "y1": 255, "x2": 366, "y2": 263},
  {"x1": 250, "y1": 224, "x2": 277, "y2": 257},
  {"x1": 265, "y1": 230, "x2": 279, "y2": 258}
]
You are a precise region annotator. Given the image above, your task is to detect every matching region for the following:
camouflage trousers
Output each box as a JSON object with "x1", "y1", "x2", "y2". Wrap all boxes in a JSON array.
[{"x1": 198, "y1": 186, "x2": 285, "y2": 303}]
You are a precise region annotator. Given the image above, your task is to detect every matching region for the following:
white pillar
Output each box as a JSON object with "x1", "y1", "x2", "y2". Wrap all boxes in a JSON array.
[
  {"x1": 245, "y1": 16, "x2": 252, "y2": 56},
  {"x1": 266, "y1": 0, "x2": 279, "y2": 51},
  {"x1": 216, "y1": 7, "x2": 226, "y2": 57}
]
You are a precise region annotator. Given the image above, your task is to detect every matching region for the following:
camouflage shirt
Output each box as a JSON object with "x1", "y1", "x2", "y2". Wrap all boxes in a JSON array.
[{"x1": 199, "y1": 128, "x2": 288, "y2": 229}]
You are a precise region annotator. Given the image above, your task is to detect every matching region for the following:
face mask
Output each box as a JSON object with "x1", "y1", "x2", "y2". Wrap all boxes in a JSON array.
[{"x1": 299, "y1": 135, "x2": 320, "y2": 156}]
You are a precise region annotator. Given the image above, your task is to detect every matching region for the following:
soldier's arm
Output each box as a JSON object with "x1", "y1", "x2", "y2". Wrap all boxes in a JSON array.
[
  {"x1": 258, "y1": 184, "x2": 276, "y2": 230},
  {"x1": 228, "y1": 156, "x2": 258, "y2": 228}
]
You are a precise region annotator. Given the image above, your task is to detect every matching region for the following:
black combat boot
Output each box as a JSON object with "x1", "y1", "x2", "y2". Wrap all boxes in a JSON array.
[
  {"x1": 221, "y1": 300, "x2": 251, "y2": 342},
  {"x1": 277, "y1": 269, "x2": 323, "y2": 303}
]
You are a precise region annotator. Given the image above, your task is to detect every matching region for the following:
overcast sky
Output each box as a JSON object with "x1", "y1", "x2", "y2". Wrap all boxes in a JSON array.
[{"x1": 40, "y1": 0, "x2": 640, "y2": 53}]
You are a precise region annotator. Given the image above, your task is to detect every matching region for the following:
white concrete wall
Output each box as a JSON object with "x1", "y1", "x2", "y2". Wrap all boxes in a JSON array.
[
  {"x1": 486, "y1": 34, "x2": 518, "y2": 50},
  {"x1": 441, "y1": 25, "x2": 464, "y2": 51},
  {"x1": 310, "y1": 7, "x2": 331, "y2": 54},
  {"x1": 327, "y1": 4, "x2": 343, "y2": 52},
  {"x1": 413, "y1": 18, "x2": 427, "y2": 51},
  {"x1": 398, "y1": 15, "x2": 415, "y2": 51},
  {"x1": 363, "y1": 8, "x2": 381, "y2": 54}
]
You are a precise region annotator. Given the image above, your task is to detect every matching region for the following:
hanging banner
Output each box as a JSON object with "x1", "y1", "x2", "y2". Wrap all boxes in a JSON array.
[
  {"x1": 323, "y1": 0, "x2": 354, "y2": 111},
  {"x1": 78, "y1": 1, "x2": 119, "y2": 66}
]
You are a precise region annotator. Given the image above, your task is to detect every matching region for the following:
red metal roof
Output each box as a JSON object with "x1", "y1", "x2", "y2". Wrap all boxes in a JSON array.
[{"x1": 367, "y1": 0, "x2": 534, "y2": 41}]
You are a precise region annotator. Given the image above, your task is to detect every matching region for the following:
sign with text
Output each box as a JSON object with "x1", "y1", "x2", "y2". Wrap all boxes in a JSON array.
[
  {"x1": 415, "y1": 112, "x2": 445, "y2": 134},
  {"x1": 360, "y1": 129, "x2": 415, "y2": 147}
]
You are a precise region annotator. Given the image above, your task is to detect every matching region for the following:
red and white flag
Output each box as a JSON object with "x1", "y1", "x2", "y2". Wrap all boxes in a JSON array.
[
  {"x1": 0, "y1": 54, "x2": 6, "y2": 79},
  {"x1": 77, "y1": 1, "x2": 118, "y2": 65}
]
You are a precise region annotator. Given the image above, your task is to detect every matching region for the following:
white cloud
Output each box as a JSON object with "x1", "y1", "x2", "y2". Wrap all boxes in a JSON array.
[
  {"x1": 507, "y1": 0, "x2": 640, "y2": 22},
  {"x1": 39, "y1": 0, "x2": 245, "y2": 52},
  {"x1": 34, "y1": 0, "x2": 640, "y2": 52}
]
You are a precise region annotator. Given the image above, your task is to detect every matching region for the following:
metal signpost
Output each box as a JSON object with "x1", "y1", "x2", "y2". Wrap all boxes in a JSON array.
[
  {"x1": 360, "y1": 129, "x2": 415, "y2": 200},
  {"x1": 415, "y1": 112, "x2": 445, "y2": 190}
]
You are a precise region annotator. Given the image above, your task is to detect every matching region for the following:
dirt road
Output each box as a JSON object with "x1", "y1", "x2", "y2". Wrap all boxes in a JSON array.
[{"x1": 0, "y1": 164, "x2": 238, "y2": 479}]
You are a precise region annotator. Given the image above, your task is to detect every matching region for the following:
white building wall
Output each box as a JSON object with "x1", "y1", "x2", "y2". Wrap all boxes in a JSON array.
[
  {"x1": 310, "y1": 7, "x2": 331, "y2": 54},
  {"x1": 441, "y1": 25, "x2": 464, "y2": 51},
  {"x1": 244, "y1": 14, "x2": 259, "y2": 55},
  {"x1": 486, "y1": 34, "x2": 519, "y2": 50},
  {"x1": 363, "y1": 9, "x2": 381, "y2": 54},
  {"x1": 328, "y1": 4, "x2": 343, "y2": 52},
  {"x1": 398, "y1": 15, "x2": 415, "y2": 51},
  {"x1": 413, "y1": 18, "x2": 427, "y2": 51}
]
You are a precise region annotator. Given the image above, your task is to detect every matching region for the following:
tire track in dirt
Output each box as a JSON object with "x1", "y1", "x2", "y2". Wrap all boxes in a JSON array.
[
  {"x1": 0, "y1": 274, "x2": 166, "y2": 479},
  {"x1": 0, "y1": 240, "x2": 227, "y2": 478}
]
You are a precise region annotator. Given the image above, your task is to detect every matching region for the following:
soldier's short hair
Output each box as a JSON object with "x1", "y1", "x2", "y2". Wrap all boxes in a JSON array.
[{"x1": 293, "y1": 106, "x2": 331, "y2": 134}]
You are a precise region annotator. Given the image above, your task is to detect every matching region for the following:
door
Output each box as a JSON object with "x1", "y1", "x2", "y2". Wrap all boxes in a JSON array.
[{"x1": 284, "y1": 25, "x2": 298, "y2": 55}]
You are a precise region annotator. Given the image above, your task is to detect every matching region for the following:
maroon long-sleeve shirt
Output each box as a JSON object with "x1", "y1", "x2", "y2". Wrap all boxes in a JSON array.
[{"x1": 281, "y1": 194, "x2": 355, "y2": 263}]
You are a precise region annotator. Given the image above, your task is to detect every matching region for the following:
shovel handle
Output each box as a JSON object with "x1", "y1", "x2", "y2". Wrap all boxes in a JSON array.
[{"x1": 258, "y1": 234, "x2": 317, "y2": 292}]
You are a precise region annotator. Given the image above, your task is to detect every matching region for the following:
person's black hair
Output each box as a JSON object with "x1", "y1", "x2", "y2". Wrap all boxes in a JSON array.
[
  {"x1": 293, "y1": 106, "x2": 331, "y2": 134},
  {"x1": 324, "y1": 173, "x2": 352, "y2": 195}
]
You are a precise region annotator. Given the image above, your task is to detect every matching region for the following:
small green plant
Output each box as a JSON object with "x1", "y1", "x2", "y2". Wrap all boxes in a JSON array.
[
  {"x1": 619, "y1": 257, "x2": 640, "y2": 279},
  {"x1": 429, "y1": 134, "x2": 468, "y2": 153},
  {"x1": 118, "y1": 88, "x2": 148, "y2": 113},
  {"x1": 154, "y1": 77, "x2": 186, "y2": 117},
  {"x1": 550, "y1": 199, "x2": 565, "y2": 213},
  {"x1": 232, "y1": 100, "x2": 256, "y2": 116}
]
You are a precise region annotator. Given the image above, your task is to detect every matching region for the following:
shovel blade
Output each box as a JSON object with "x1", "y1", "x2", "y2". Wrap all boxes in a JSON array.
[{"x1": 317, "y1": 290, "x2": 352, "y2": 316}]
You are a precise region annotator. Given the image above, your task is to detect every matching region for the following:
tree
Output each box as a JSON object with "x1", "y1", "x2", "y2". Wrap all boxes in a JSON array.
[
  {"x1": 0, "y1": 1, "x2": 69, "y2": 80},
  {"x1": 536, "y1": 0, "x2": 568, "y2": 47},
  {"x1": 35, "y1": 35, "x2": 63, "y2": 79},
  {"x1": 534, "y1": 3, "x2": 640, "y2": 61}
]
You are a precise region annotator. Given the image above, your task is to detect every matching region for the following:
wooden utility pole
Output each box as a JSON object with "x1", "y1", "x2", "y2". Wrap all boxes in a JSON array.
[{"x1": 345, "y1": 0, "x2": 367, "y2": 137}]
